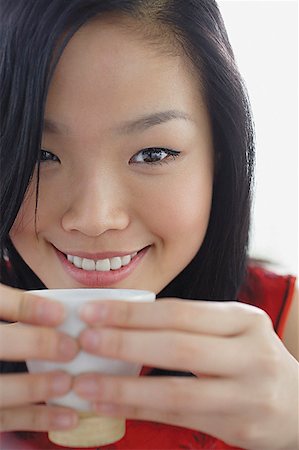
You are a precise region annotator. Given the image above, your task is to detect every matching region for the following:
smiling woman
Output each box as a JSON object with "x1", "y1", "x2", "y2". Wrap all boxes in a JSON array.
[
  {"x1": 8, "y1": 16, "x2": 215, "y2": 294},
  {"x1": 0, "y1": 1, "x2": 298, "y2": 450}
]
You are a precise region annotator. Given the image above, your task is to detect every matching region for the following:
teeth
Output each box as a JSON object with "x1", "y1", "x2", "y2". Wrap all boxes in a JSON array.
[
  {"x1": 110, "y1": 257, "x2": 122, "y2": 270},
  {"x1": 66, "y1": 251, "x2": 139, "y2": 272},
  {"x1": 121, "y1": 255, "x2": 131, "y2": 266},
  {"x1": 96, "y1": 258, "x2": 110, "y2": 272},
  {"x1": 73, "y1": 256, "x2": 83, "y2": 269},
  {"x1": 82, "y1": 258, "x2": 95, "y2": 271},
  {"x1": 67, "y1": 255, "x2": 74, "y2": 263}
]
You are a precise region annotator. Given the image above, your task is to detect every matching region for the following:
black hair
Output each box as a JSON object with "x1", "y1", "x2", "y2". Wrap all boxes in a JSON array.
[{"x1": 0, "y1": 0, "x2": 255, "y2": 300}]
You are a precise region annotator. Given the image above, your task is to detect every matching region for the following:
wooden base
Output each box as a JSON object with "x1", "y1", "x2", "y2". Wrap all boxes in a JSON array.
[{"x1": 48, "y1": 412, "x2": 126, "y2": 448}]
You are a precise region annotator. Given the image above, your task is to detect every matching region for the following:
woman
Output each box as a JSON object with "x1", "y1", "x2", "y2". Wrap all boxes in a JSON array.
[{"x1": 0, "y1": 0, "x2": 298, "y2": 449}]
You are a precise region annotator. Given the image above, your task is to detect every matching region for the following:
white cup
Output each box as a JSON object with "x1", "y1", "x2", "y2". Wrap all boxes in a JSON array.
[{"x1": 26, "y1": 288, "x2": 155, "y2": 448}]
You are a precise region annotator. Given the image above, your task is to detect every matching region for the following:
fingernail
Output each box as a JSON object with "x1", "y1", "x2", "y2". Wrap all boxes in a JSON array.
[
  {"x1": 59, "y1": 336, "x2": 78, "y2": 359},
  {"x1": 52, "y1": 412, "x2": 77, "y2": 429},
  {"x1": 51, "y1": 372, "x2": 72, "y2": 395},
  {"x1": 80, "y1": 303, "x2": 108, "y2": 323}
]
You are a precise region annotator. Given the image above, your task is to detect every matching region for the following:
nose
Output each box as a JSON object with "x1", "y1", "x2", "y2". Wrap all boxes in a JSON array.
[{"x1": 61, "y1": 170, "x2": 130, "y2": 237}]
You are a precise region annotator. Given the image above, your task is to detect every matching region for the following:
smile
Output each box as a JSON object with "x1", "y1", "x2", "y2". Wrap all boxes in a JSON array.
[
  {"x1": 54, "y1": 245, "x2": 150, "y2": 287},
  {"x1": 66, "y1": 251, "x2": 138, "y2": 272}
]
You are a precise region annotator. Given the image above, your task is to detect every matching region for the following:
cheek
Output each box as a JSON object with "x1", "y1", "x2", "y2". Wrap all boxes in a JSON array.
[
  {"x1": 9, "y1": 182, "x2": 37, "y2": 237},
  {"x1": 141, "y1": 171, "x2": 213, "y2": 241},
  {"x1": 140, "y1": 170, "x2": 213, "y2": 289},
  {"x1": 9, "y1": 180, "x2": 40, "y2": 270},
  {"x1": 9, "y1": 170, "x2": 60, "y2": 239}
]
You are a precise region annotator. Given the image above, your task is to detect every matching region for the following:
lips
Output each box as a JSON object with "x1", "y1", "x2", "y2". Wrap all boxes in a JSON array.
[{"x1": 54, "y1": 245, "x2": 150, "y2": 287}]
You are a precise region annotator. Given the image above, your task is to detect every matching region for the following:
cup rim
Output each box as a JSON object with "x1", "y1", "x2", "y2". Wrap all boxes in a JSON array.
[{"x1": 26, "y1": 288, "x2": 156, "y2": 301}]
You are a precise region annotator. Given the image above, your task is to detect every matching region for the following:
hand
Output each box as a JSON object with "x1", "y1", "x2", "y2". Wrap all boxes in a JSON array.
[
  {"x1": 73, "y1": 299, "x2": 299, "y2": 450},
  {"x1": 0, "y1": 283, "x2": 79, "y2": 432}
]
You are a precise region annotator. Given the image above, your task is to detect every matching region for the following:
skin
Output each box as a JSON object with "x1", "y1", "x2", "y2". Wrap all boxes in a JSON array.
[
  {"x1": 9, "y1": 18, "x2": 214, "y2": 294},
  {"x1": 1, "y1": 17, "x2": 298, "y2": 449}
]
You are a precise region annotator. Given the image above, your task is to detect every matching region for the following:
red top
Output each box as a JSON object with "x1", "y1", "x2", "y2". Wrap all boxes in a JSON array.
[{"x1": 1, "y1": 265, "x2": 296, "y2": 450}]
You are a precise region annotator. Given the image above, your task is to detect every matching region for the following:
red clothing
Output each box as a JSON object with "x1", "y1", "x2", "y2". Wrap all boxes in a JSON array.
[{"x1": 0, "y1": 265, "x2": 296, "y2": 450}]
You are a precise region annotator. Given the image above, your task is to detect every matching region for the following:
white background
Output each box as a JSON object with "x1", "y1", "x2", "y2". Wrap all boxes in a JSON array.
[{"x1": 218, "y1": 0, "x2": 298, "y2": 275}]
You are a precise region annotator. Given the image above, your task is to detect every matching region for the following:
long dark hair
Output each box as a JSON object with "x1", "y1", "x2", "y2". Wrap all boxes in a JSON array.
[{"x1": 0, "y1": 0, "x2": 255, "y2": 300}]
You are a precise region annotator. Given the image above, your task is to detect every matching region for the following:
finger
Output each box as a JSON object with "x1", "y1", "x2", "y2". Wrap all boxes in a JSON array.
[
  {"x1": 91, "y1": 401, "x2": 236, "y2": 446},
  {"x1": 0, "y1": 404, "x2": 79, "y2": 432},
  {"x1": 92, "y1": 401, "x2": 194, "y2": 429},
  {"x1": 73, "y1": 375, "x2": 241, "y2": 416},
  {"x1": 0, "y1": 322, "x2": 78, "y2": 361},
  {"x1": 79, "y1": 328, "x2": 247, "y2": 376},
  {"x1": 0, "y1": 284, "x2": 65, "y2": 326},
  {"x1": 0, "y1": 371, "x2": 72, "y2": 408},
  {"x1": 79, "y1": 299, "x2": 271, "y2": 336}
]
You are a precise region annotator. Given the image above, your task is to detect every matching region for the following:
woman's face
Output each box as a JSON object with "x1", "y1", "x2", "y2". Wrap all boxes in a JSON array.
[{"x1": 10, "y1": 18, "x2": 214, "y2": 293}]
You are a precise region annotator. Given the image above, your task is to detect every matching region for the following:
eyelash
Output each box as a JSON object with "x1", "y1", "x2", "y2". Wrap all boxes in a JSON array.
[
  {"x1": 39, "y1": 150, "x2": 60, "y2": 163},
  {"x1": 39, "y1": 148, "x2": 181, "y2": 166},
  {"x1": 130, "y1": 148, "x2": 180, "y2": 166}
]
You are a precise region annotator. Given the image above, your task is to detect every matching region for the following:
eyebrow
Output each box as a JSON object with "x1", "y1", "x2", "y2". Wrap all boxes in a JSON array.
[
  {"x1": 43, "y1": 109, "x2": 193, "y2": 136},
  {"x1": 117, "y1": 110, "x2": 193, "y2": 134}
]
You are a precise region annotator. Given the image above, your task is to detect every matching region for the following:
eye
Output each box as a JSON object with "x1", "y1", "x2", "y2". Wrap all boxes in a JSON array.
[
  {"x1": 39, "y1": 149, "x2": 60, "y2": 163},
  {"x1": 130, "y1": 147, "x2": 181, "y2": 166}
]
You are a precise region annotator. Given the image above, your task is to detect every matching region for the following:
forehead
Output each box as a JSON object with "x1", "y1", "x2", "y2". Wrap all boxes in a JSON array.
[{"x1": 45, "y1": 16, "x2": 206, "y2": 135}]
